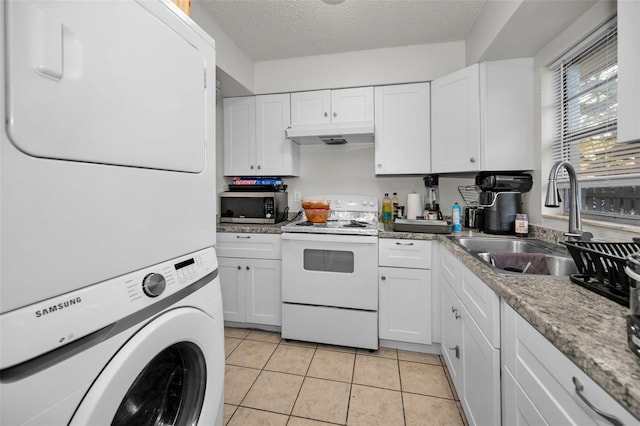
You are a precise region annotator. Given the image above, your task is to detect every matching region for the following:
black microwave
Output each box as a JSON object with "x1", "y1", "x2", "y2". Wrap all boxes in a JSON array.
[{"x1": 220, "y1": 192, "x2": 289, "y2": 224}]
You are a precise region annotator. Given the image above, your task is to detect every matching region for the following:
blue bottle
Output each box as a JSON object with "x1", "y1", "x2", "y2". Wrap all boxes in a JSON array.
[{"x1": 452, "y1": 202, "x2": 462, "y2": 232}]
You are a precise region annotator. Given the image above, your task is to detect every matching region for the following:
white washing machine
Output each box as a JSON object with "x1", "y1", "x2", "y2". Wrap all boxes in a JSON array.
[
  {"x1": 0, "y1": 0, "x2": 222, "y2": 424},
  {"x1": 0, "y1": 248, "x2": 225, "y2": 425}
]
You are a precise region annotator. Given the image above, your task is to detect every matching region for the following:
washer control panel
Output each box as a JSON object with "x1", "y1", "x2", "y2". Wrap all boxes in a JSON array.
[{"x1": 0, "y1": 247, "x2": 218, "y2": 370}]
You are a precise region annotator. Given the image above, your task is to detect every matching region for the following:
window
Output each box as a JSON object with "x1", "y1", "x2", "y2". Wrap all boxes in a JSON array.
[{"x1": 549, "y1": 18, "x2": 640, "y2": 225}]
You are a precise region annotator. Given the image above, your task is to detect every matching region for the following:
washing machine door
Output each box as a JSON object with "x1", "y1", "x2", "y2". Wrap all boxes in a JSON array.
[{"x1": 69, "y1": 307, "x2": 224, "y2": 426}]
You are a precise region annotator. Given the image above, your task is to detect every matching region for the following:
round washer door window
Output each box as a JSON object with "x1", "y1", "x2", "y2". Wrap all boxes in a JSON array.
[
  {"x1": 112, "y1": 341, "x2": 205, "y2": 425},
  {"x1": 70, "y1": 307, "x2": 224, "y2": 426}
]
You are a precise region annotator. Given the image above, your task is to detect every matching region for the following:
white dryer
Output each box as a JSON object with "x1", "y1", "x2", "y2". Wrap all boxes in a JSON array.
[{"x1": 1, "y1": 248, "x2": 225, "y2": 425}]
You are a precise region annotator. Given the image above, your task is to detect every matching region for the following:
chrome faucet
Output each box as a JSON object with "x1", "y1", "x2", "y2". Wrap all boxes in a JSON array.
[{"x1": 544, "y1": 161, "x2": 592, "y2": 241}]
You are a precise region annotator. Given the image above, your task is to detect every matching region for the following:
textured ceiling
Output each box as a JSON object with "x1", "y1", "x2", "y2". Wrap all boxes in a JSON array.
[{"x1": 196, "y1": 0, "x2": 487, "y2": 61}]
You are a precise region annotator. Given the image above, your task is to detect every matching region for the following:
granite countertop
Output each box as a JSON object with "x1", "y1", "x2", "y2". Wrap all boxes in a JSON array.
[
  {"x1": 437, "y1": 233, "x2": 640, "y2": 421},
  {"x1": 218, "y1": 222, "x2": 640, "y2": 419},
  {"x1": 216, "y1": 222, "x2": 288, "y2": 234}
]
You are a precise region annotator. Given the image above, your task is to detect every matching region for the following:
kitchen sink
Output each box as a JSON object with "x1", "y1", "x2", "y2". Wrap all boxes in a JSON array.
[{"x1": 447, "y1": 236, "x2": 579, "y2": 277}]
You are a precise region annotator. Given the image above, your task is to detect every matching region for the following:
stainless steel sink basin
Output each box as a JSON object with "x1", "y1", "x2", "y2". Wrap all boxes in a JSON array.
[{"x1": 448, "y1": 236, "x2": 578, "y2": 277}]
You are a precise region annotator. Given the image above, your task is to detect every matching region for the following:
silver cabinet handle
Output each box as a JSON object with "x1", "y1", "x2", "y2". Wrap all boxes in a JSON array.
[
  {"x1": 250, "y1": 165, "x2": 254, "y2": 169},
  {"x1": 448, "y1": 345, "x2": 460, "y2": 359},
  {"x1": 333, "y1": 112, "x2": 337, "y2": 117},
  {"x1": 455, "y1": 313, "x2": 461, "y2": 320},
  {"x1": 470, "y1": 157, "x2": 476, "y2": 163},
  {"x1": 324, "y1": 112, "x2": 328, "y2": 117},
  {"x1": 246, "y1": 266, "x2": 250, "y2": 270},
  {"x1": 257, "y1": 165, "x2": 261, "y2": 170},
  {"x1": 572, "y1": 377, "x2": 623, "y2": 426},
  {"x1": 395, "y1": 242, "x2": 414, "y2": 246},
  {"x1": 235, "y1": 235, "x2": 251, "y2": 239},
  {"x1": 452, "y1": 307, "x2": 458, "y2": 313},
  {"x1": 381, "y1": 276, "x2": 386, "y2": 281},
  {"x1": 377, "y1": 164, "x2": 382, "y2": 168},
  {"x1": 237, "y1": 266, "x2": 241, "y2": 270}
]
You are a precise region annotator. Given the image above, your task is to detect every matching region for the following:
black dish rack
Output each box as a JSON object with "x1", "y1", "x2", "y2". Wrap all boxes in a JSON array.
[{"x1": 564, "y1": 241, "x2": 640, "y2": 307}]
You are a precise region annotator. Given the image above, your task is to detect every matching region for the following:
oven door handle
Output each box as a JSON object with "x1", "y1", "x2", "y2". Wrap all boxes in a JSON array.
[{"x1": 281, "y1": 233, "x2": 378, "y2": 244}]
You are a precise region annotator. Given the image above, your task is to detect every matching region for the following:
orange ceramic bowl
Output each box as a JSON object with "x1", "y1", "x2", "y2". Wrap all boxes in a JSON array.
[{"x1": 304, "y1": 208, "x2": 331, "y2": 223}]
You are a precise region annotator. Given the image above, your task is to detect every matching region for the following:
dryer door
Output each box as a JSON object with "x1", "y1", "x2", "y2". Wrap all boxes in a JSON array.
[
  {"x1": 69, "y1": 307, "x2": 224, "y2": 426},
  {"x1": 5, "y1": 0, "x2": 208, "y2": 173}
]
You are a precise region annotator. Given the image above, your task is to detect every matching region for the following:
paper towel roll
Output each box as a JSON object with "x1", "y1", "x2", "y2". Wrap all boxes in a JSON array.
[{"x1": 406, "y1": 193, "x2": 422, "y2": 220}]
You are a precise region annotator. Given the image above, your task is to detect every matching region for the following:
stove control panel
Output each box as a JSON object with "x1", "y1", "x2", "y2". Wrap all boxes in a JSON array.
[{"x1": 311, "y1": 195, "x2": 378, "y2": 213}]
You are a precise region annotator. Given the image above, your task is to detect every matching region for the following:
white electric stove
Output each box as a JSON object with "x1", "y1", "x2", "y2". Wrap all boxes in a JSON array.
[{"x1": 281, "y1": 195, "x2": 380, "y2": 350}]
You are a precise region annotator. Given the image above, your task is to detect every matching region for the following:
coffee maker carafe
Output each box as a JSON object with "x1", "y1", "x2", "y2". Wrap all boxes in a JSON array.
[{"x1": 476, "y1": 173, "x2": 533, "y2": 235}]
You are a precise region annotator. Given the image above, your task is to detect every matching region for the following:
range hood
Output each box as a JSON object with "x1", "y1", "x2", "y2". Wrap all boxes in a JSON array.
[{"x1": 285, "y1": 121, "x2": 374, "y2": 145}]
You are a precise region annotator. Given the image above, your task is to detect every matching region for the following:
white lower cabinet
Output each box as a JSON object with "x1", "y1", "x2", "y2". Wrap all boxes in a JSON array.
[
  {"x1": 378, "y1": 239, "x2": 432, "y2": 344},
  {"x1": 216, "y1": 233, "x2": 282, "y2": 326},
  {"x1": 440, "y1": 248, "x2": 501, "y2": 426},
  {"x1": 502, "y1": 302, "x2": 638, "y2": 425}
]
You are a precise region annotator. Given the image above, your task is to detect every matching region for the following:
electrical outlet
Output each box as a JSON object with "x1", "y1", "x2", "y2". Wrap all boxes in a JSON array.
[{"x1": 293, "y1": 191, "x2": 301, "y2": 202}]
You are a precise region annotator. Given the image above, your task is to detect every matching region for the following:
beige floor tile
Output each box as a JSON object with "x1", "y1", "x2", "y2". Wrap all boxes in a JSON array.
[
  {"x1": 227, "y1": 407, "x2": 288, "y2": 426},
  {"x1": 242, "y1": 370, "x2": 304, "y2": 415},
  {"x1": 353, "y1": 355, "x2": 401, "y2": 390},
  {"x1": 404, "y1": 393, "x2": 465, "y2": 426},
  {"x1": 281, "y1": 339, "x2": 318, "y2": 349},
  {"x1": 317, "y1": 343, "x2": 356, "y2": 353},
  {"x1": 347, "y1": 384, "x2": 404, "y2": 426},
  {"x1": 398, "y1": 350, "x2": 441, "y2": 365},
  {"x1": 246, "y1": 329, "x2": 283, "y2": 343},
  {"x1": 225, "y1": 327, "x2": 250, "y2": 339},
  {"x1": 223, "y1": 404, "x2": 237, "y2": 425},
  {"x1": 226, "y1": 339, "x2": 278, "y2": 369},
  {"x1": 264, "y1": 344, "x2": 315, "y2": 375},
  {"x1": 400, "y1": 361, "x2": 453, "y2": 399},
  {"x1": 307, "y1": 349, "x2": 355, "y2": 383},
  {"x1": 225, "y1": 337, "x2": 243, "y2": 358},
  {"x1": 291, "y1": 377, "x2": 351, "y2": 424},
  {"x1": 224, "y1": 365, "x2": 260, "y2": 405},
  {"x1": 357, "y1": 346, "x2": 398, "y2": 359},
  {"x1": 287, "y1": 417, "x2": 337, "y2": 426}
]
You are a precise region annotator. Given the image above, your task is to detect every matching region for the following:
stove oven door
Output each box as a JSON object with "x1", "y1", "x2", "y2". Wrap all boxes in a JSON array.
[{"x1": 281, "y1": 233, "x2": 378, "y2": 310}]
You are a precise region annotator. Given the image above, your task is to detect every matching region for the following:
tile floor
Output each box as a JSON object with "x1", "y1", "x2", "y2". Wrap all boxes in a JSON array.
[{"x1": 224, "y1": 327, "x2": 468, "y2": 426}]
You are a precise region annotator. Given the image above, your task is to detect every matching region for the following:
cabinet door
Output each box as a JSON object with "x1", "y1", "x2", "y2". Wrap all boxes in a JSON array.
[
  {"x1": 618, "y1": 0, "x2": 640, "y2": 143},
  {"x1": 223, "y1": 97, "x2": 256, "y2": 176},
  {"x1": 502, "y1": 302, "x2": 638, "y2": 425},
  {"x1": 460, "y1": 302, "x2": 501, "y2": 426},
  {"x1": 255, "y1": 94, "x2": 299, "y2": 176},
  {"x1": 218, "y1": 257, "x2": 246, "y2": 322},
  {"x1": 245, "y1": 259, "x2": 282, "y2": 326},
  {"x1": 431, "y1": 64, "x2": 481, "y2": 173},
  {"x1": 374, "y1": 83, "x2": 430, "y2": 175},
  {"x1": 378, "y1": 267, "x2": 431, "y2": 344},
  {"x1": 291, "y1": 90, "x2": 331, "y2": 126},
  {"x1": 331, "y1": 87, "x2": 374, "y2": 123},
  {"x1": 441, "y1": 281, "x2": 463, "y2": 392}
]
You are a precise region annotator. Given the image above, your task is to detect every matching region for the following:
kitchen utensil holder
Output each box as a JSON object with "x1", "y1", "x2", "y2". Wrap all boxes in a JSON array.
[{"x1": 564, "y1": 241, "x2": 640, "y2": 307}]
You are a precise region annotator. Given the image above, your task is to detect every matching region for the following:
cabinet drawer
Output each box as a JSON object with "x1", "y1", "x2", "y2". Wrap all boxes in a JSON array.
[
  {"x1": 379, "y1": 239, "x2": 432, "y2": 269},
  {"x1": 502, "y1": 303, "x2": 638, "y2": 425},
  {"x1": 216, "y1": 233, "x2": 282, "y2": 259}
]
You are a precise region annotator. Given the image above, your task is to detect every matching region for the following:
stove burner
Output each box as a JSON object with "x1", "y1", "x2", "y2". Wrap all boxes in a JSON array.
[
  {"x1": 295, "y1": 221, "x2": 326, "y2": 227},
  {"x1": 343, "y1": 220, "x2": 368, "y2": 228}
]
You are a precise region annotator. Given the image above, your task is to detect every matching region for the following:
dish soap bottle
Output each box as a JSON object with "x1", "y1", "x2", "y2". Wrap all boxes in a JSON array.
[
  {"x1": 452, "y1": 202, "x2": 462, "y2": 232},
  {"x1": 391, "y1": 192, "x2": 399, "y2": 222},
  {"x1": 382, "y1": 193, "x2": 392, "y2": 224}
]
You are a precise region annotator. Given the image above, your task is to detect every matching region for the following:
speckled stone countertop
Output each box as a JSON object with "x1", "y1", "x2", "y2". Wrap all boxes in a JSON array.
[
  {"x1": 216, "y1": 222, "x2": 288, "y2": 234},
  {"x1": 219, "y1": 222, "x2": 640, "y2": 419},
  {"x1": 437, "y1": 232, "x2": 640, "y2": 421}
]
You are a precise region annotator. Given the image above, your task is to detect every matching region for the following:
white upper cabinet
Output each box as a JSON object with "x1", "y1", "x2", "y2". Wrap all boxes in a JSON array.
[
  {"x1": 618, "y1": 0, "x2": 640, "y2": 143},
  {"x1": 291, "y1": 87, "x2": 373, "y2": 126},
  {"x1": 431, "y1": 58, "x2": 534, "y2": 173},
  {"x1": 224, "y1": 94, "x2": 299, "y2": 176},
  {"x1": 374, "y1": 83, "x2": 431, "y2": 175}
]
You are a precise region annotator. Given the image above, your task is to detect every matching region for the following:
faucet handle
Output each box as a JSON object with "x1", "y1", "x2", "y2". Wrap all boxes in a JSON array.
[{"x1": 564, "y1": 231, "x2": 593, "y2": 242}]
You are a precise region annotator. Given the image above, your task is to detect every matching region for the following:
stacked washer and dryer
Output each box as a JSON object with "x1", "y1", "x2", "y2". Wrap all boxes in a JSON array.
[{"x1": 0, "y1": 1, "x2": 224, "y2": 425}]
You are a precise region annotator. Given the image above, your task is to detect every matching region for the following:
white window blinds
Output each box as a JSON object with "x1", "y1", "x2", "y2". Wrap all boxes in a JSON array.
[{"x1": 549, "y1": 18, "x2": 640, "y2": 185}]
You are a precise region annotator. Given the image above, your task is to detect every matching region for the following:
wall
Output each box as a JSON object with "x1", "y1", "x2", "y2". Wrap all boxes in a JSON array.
[
  {"x1": 253, "y1": 41, "x2": 465, "y2": 94},
  {"x1": 190, "y1": 1, "x2": 255, "y2": 93},
  {"x1": 532, "y1": 0, "x2": 639, "y2": 240}
]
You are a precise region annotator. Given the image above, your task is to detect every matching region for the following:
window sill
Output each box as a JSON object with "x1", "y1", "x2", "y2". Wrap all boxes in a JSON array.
[{"x1": 542, "y1": 214, "x2": 640, "y2": 235}]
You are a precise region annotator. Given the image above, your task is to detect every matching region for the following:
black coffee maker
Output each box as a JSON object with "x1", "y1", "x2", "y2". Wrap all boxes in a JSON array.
[{"x1": 476, "y1": 172, "x2": 533, "y2": 235}]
